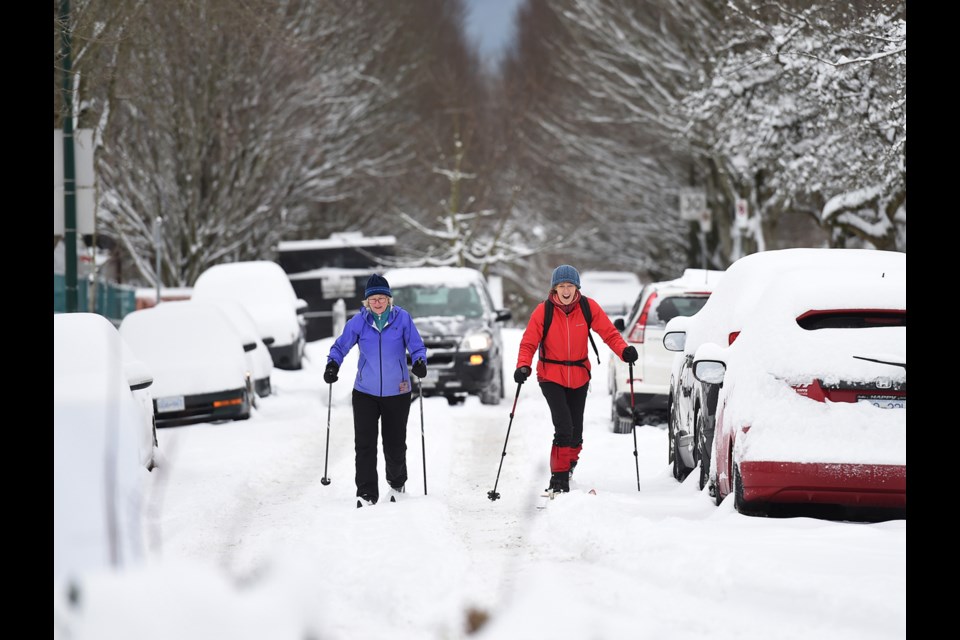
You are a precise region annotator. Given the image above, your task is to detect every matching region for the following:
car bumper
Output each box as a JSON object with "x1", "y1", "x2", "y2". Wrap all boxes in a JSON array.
[
  {"x1": 417, "y1": 353, "x2": 497, "y2": 396},
  {"x1": 615, "y1": 391, "x2": 669, "y2": 417},
  {"x1": 739, "y1": 461, "x2": 906, "y2": 508},
  {"x1": 154, "y1": 388, "x2": 250, "y2": 427},
  {"x1": 268, "y1": 341, "x2": 303, "y2": 370}
]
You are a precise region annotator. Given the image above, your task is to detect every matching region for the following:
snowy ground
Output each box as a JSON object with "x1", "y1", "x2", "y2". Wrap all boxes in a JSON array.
[{"x1": 54, "y1": 329, "x2": 907, "y2": 640}]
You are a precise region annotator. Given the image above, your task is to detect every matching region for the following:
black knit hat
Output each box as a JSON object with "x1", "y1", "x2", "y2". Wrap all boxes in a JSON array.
[{"x1": 364, "y1": 273, "x2": 392, "y2": 298}]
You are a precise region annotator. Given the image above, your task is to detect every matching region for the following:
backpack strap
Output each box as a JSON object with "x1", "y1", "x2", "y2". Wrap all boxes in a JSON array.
[{"x1": 580, "y1": 296, "x2": 600, "y2": 364}]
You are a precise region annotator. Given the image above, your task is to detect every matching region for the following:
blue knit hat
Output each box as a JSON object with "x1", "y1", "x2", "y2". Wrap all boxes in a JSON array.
[
  {"x1": 364, "y1": 273, "x2": 392, "y2": 298},
  {"x1": 551, "y1": 265, "x2": 581, "y2": 289}
]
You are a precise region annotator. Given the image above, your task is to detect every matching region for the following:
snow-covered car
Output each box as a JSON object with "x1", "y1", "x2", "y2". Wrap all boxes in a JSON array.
[
  {"x1": 607, "y1": 269, "x2": 723, "y2": 433},
  {"x1": 54, "y1": 312, "x2": 159, "y2": 471},
  {"x1": 119, "y1": 301, "x2": 253, "y2": 427},
  {"x1": 696, "y1": 268, "x2": 906, "y2": 516},
  {"x1": 662, "y1": 248, "x2": 907, "y2": 491},
  {"x1": 54, "y1": 313, "x2": 152, "y2": 579},
  {"x1": 578, "y1": 270, "x2": 642, "y2": 322},
  {"x1": 204, "y1": 298, "x2": 274, "y2": 402},
  {"x1": 383, "y1": 266, "x2": 512, "y2": 406},
  {"x1": 192, "y1": 261, "x2": 308, "y2": 370}
]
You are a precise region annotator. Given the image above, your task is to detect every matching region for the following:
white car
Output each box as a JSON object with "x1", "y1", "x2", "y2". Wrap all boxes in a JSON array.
[
  {"x1": 696, "y1": 268, "x2": 906, "y2": 516},
  {"x1": 663, "y1": 248, "x2": 907, "y2": 491},
  {"x1": 54, "y1": 313, "x2": 153, "y2": 579},
  {"x1": 578, "y1": 270, "x2": 642, "y2": 322},
  {"x1": 607, "y1": 269, "x2": 724, "y2": 433},
  {"x1": 193, "y1": 261, "x2": 308, "y2": 370},
  {"x1": 120, "y1": 301, "x2": 254, "y2": 427}
]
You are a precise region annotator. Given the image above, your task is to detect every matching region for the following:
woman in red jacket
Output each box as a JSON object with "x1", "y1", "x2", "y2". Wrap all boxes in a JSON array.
[{"x1": 515, "y1": 265, "x2": 638, "y2": 493}]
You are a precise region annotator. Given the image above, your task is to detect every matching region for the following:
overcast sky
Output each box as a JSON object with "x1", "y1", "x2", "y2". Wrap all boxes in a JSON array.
[{"x1": 464, "y1": 0, "x2": 525, "y2": 67}]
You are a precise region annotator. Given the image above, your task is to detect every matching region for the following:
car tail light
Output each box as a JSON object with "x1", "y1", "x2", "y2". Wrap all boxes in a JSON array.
[
  {"x1": 728, "y1": 331, "x2": 740, "y2": 345},
  {"x1": 793, "y1": 379, "x2": 827, "y2": 402},
  {"x1": 628, "y1": 292, "x2": 658, "y2": 344},
  {"x1": 793, "y1": 379, "x2": 906, "y2": 406}
]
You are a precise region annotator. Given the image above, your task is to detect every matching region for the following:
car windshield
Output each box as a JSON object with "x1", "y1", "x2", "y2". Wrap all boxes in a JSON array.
[
  {"x1": 648, "y1": 295, "x2": 710, "y2": 327},
  {"x1": 392, "y1": 285, "x2": 484, "y2": 319}
]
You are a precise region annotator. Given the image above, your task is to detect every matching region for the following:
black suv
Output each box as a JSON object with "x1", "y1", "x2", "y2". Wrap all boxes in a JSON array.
[{"x1": 384, "y1": 267, "x2": 511, "y2": 405}]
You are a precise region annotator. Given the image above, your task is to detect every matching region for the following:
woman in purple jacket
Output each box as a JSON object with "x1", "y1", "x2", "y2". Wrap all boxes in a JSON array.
[{"x1": 324, "y1": 274, "x2": 428, "y2": 507}]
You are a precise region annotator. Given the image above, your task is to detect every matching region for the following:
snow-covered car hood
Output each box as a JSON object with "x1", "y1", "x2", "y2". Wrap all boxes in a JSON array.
[{"x1": 413, "y1": 315, "x2": 489, "y2": 340}]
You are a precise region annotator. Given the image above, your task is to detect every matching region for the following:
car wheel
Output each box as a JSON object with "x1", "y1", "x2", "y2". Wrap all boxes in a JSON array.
[
  {"x1": 712, "y1": 468, "x2": 723, "y2": 507},
  {"x1": 671, "y1": 430, "x2": 691, "y2": 482},
  {"x1": 479, "y1": 368, "x2": 502, "y2": 405},
  {"x1": 734, "y1": 464, "x2": 765, "y2": 516},
  {"x1": 667, "y1": 399, "x2": 677, "y2": 464},
  {"x1": 696, "y1": 412, "x2": 710, "y2": 491},
  {"x1": 446, "y1": 395, "x2": 465, "y2": 406}
]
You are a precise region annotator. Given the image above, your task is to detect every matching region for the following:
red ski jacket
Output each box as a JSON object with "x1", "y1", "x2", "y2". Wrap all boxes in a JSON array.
[{"x1": 516, "y1": 295, "x2": 628, "y2": 389}]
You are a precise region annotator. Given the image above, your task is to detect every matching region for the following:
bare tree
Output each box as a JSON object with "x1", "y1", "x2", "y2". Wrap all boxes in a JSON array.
[{"x1": 93, "y1": 0, "x2": 414, "y2": 286}]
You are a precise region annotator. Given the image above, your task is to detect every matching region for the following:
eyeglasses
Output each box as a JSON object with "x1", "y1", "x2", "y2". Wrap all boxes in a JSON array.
[{"x1": 368, "y1": 296, "x2": 389, "y2": 304}]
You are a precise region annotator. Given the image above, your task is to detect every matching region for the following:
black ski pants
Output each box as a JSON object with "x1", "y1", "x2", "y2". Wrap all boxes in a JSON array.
[
  {"x1": 539, "y1": 380, "x2": 589, "y2": 448},
  {"x1": 352, "y1": 389, "x2": 411, "y2": 501}
]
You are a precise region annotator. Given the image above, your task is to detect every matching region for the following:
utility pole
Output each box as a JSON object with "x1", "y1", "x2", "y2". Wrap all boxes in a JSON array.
[{"x1": 60, "y1": 0, "x2": 78, "y2": 312}]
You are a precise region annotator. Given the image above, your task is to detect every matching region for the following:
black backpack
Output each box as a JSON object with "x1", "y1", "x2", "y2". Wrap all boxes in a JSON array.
[{"x1": 538, "y1": 296, "x2": 601, "y2": 372}]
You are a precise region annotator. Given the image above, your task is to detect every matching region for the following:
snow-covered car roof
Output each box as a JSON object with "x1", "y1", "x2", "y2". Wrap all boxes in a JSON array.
[
  {"x1": 192, "y1": 261, "x2": 304, "y2": 346},
  {"x1": 193, "y1": 261, "x2": 299, "y2": 305},
  {"x1": 714, "y1": 268, "x2": 906, "y2": 382},
  {"x1": 683, "y1": 248, "x2": 905, "y2": 355}
]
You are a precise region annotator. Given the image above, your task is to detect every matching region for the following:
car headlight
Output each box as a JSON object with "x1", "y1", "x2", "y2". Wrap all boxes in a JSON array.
[{"x1": 460, "y1": 331, "x2": 493, "y2": 351}]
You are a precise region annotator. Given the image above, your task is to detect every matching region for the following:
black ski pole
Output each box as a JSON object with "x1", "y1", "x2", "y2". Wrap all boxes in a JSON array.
[
  {"x1": 321, "y1": 383, "x2": 332, "y2": 485},
  {"x1": 418, "y1": 376, "x2": 427, "y2": 495},
  {"x1": 629, "y1": 361, "x2": 640, "y2": 491},
  {"x1": 487, "y1": 381, "x2": 523, "y2": 501}
]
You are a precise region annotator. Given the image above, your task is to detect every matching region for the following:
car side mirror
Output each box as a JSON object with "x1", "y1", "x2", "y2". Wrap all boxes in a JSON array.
[
  {"x1": 262, "y1": 336, "x2": 275, "y2": 346},
  {"x1": 495, "y1": 309, "x2": 512, "y2": 322},
  {"x1": 693, "y1": 360, "x2": 725, "y2": 385},
  {"x1": 614, "y1": 317, "x2": 625, "y2": 332},
  {"x1": 662, "y1": 331, "x2": 685, "y2": 352}
]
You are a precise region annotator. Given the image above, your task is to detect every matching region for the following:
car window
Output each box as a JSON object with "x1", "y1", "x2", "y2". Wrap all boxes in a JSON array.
[
  {"x1": 647, "y1": 294, "x2": 710, "y2": 327},
  {"x1": 393, "y1": 285, "x2": 484, "y2": 319}
]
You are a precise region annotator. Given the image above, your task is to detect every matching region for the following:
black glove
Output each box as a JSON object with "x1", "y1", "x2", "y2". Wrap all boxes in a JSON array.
[
  {"x1": 622, "y1": 346, "x2": 639, "y2": 364},
  {"x1": 323, "y1": 361, "x2": 339, "y2": 384},
  {"x1": 412, "y1": 358, "x2": 427, "y2": 379},
  {"x1": 514, "y1": 366, "x2": 531, "y2": 384}
]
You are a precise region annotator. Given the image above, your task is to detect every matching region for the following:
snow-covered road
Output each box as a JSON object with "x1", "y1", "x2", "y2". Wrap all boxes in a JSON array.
[{"x1": 133, "y1": 328, "x2": 906, "y2": 640}]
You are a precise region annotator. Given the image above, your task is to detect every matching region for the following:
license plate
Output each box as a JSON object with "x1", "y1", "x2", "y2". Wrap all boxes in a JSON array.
[
  {"x1": 156, "y1": 395, "x2": 185, "y2": 413},
  {"x1": 858, "y1": 395, "x2": 906, "y2": 409}
]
